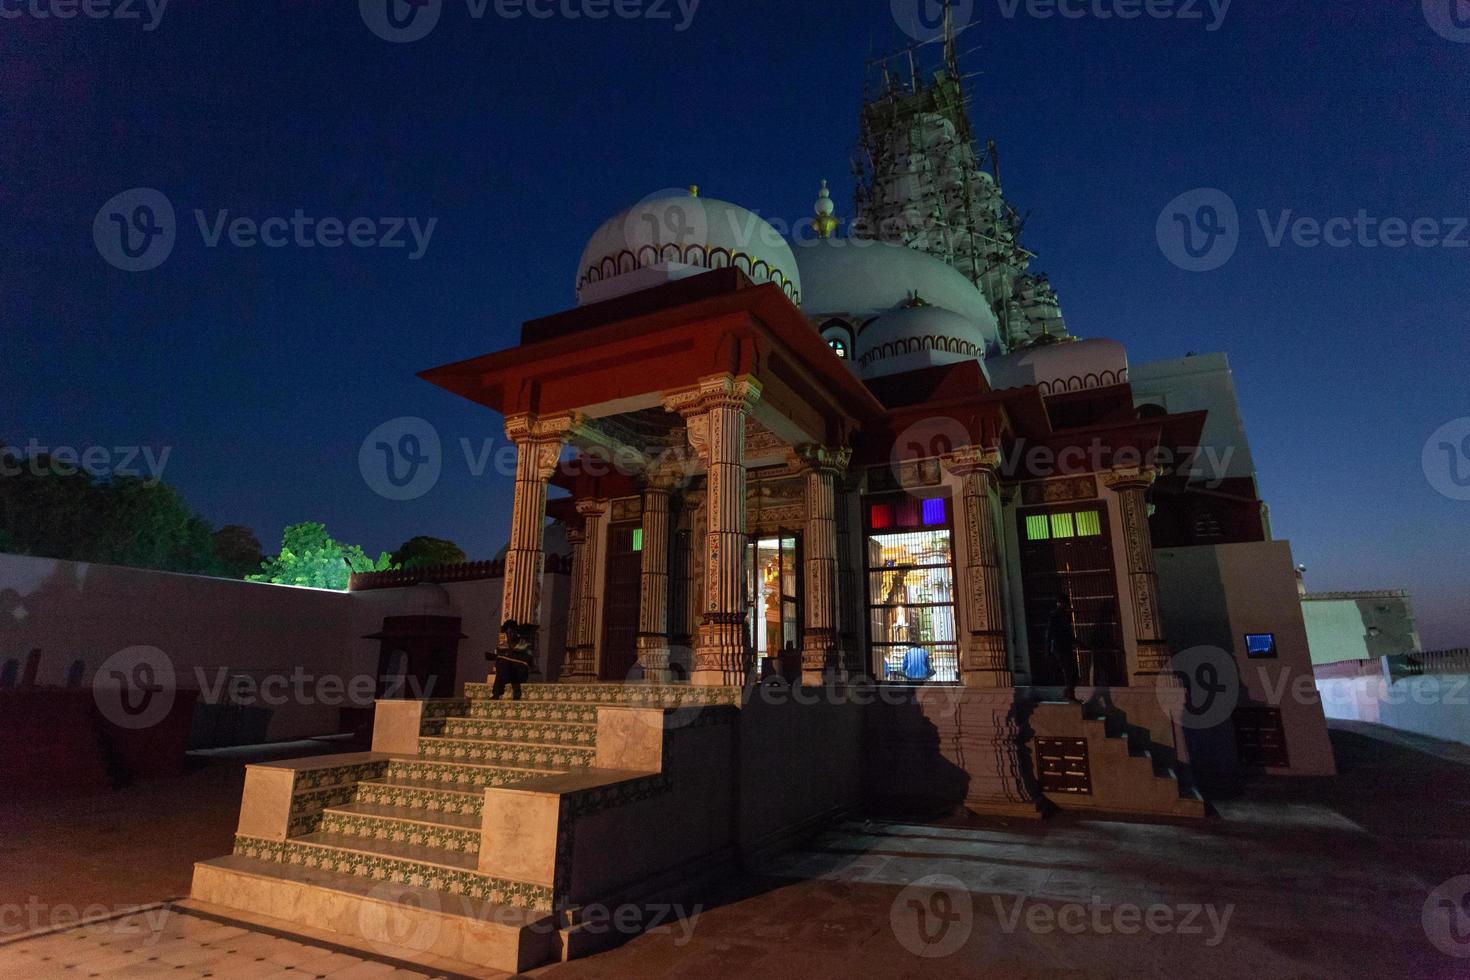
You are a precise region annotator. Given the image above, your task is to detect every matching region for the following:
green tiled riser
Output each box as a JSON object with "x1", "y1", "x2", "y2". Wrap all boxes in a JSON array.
[
  {"x1": 294, "y1": 761, "x2": 390, "y2": 792},
  {"x1": 234, "y1": 835, "x2": 552, "y2": 910},
  {"x1": 287, "y1": 783, "x2": 359, "y2": 837},
  {"x1": 354, "y1": 782, "x2": 483, "y2": 817},
  {"x1": 442, "y1": 718, "x2": 597, "y2": 746},
  {"x1": 466, "y1": 701, "x2": 599, "y2": 723},
  {"x1": 464, "y1": 683, "x2": 743, "y2": 708},
  {"x1": 418, "y1": 738, "x2": 594, "y2": 769},
  {"x1": 385, "y1": 759, "x2": 551, "y2": 790},
  {"x1": 318, "y1": 811, "x2": 480, "y2": 855}
]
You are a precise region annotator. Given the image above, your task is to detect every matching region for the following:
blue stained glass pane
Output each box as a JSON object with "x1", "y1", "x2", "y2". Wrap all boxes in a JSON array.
[{"x1": 921, "y1": 498, "x2": 946, "y2": 525}]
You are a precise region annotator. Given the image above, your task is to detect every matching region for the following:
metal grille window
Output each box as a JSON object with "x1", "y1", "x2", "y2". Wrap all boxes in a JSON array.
[{"x1": 864, "y1": 495, "x2": 958, "y2": 683}]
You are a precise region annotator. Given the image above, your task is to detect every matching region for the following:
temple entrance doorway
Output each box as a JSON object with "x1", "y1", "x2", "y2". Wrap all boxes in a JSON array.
[
  {"x1": 746, "y1": 535, "x2": 801, "y2": 668},
  {"x1": 599, "y1": 523, "x2": 643, "y2": 680},
  {"x1": 1017, "y1": 503, "x2": 1126, "y2": 686}
]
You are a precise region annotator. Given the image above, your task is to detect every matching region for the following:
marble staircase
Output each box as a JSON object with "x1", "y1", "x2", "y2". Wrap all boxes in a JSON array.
[{"x1": 190, "y1": 683, "x2": 743, "y2": 973}]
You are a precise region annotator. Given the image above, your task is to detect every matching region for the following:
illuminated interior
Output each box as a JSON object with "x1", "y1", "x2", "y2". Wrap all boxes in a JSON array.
[
  {"x1": 747, "y1": 536, "x2": 799, "y2": 658},
  {"x1": 865, "y1": 496, "x2": 958, "y2": 682}
]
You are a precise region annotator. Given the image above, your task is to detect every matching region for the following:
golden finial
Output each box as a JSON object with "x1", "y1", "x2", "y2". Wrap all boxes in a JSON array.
[
  {"x1": 688, "y1": 184, "x2": 699, "y2": 197},
  {"x1": 813, "y1": 179, "x2": 840, "y2": 239}
]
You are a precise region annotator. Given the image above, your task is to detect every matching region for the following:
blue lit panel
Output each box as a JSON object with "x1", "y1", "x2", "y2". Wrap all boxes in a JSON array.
[{"x1": 921, "y1": 498, "x2": 946, "y2": 526}]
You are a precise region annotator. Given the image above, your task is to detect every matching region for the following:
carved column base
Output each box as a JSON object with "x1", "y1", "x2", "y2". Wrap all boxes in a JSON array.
[
  {"x1": 636, "y1": 634, "x2": 672, "y2": 684},
  {"x1": 565, "y1": 644, "x2": 597, "y2": 681},
  {"x1": 801, "y1": 627, "x2": 842, "y2": 687},
  {"x1": 691, "y1": 615, "x2": 745, "y2": 686},
  {"x1": 960, "y1": 689, "x2": 1044, "y2": 819},
  {"x1": 961, "y1": 631, "x2": 1013, "y2": 688},
  {"x1": 1132, "y1": 640, "x2": 1178, "y2": 686}
]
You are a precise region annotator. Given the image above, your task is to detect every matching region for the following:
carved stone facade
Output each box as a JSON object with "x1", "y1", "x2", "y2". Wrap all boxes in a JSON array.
[
  {"x1": 1102, "y1": 466, "x2": 1174, "y2": 685},
  {"x1": 944, "y1": 447, "x2": 1011, "y2": 687}
]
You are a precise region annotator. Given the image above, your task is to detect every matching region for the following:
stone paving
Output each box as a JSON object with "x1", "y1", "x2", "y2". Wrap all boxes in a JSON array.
[{"x1": 3, "y1": 722, "x2": 1469, "y2": 978}]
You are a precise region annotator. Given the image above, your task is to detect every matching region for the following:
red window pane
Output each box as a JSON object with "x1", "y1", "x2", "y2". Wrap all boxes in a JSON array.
[{"x1": 870, "y1": 503, "x2": 895, "y2": 529}]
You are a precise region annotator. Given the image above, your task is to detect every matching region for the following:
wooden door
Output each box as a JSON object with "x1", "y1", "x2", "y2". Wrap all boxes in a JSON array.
[{"x1": 599, "y1": 523, "x2": 643, "y2": 680}]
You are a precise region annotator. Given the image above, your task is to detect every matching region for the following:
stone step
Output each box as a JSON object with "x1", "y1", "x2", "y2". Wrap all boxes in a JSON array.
[
  {"x1": 319, "y1": 801, "x2": 482, "y2": 856},
  {"x1": 466, "y1": 700, "x2": 602, "y2": 723},
  {"x1": 418, "y1": 736, "x2": 595, "y2": 770},
  {"x1": 191, "y1": 854, "x2": 557, "y2": 973},
  {"x1": 441, "y1": 716, "x2": 598, "y2": 746},
  {"x1": 384, "y1": 757, "x2": 559, "y2": 792},
  {"x1": 354, "y1": 777, "x2": 486, "y2": 817},
  {"x1": 232, "y1": 831, "x2": 553, "y2": 910},
  {"x1": 464, "y1": 681, "x2": 743, "y2": 710}
]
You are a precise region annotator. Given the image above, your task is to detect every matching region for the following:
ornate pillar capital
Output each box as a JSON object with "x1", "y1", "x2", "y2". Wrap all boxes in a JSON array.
[
  {"x1": 941, "y1": 445, "x2": 1003, "y2": 477},
  {"x1": 1101, "y1": 465, "x2": 1159, "y2": 493},
  {"x1": 794, "y1": 444, "x2": 852, "y2": 476},
  {"x1": 575, "y1": 498, "x2": 608, "y2": 518},
  {"x1": 503, "y1": 410, "x2": 588, "y2": 444}
]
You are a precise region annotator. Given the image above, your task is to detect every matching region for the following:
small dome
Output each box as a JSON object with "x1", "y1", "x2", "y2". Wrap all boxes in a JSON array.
[
  {"x1": 986, "y1": 337, "x2": 1129, "y2": 395},
  {"x1": 792, "y1": 237, "x2": 1001, "y2": 348},
  {"x1": 575, "y1": 192, "x2": 801, "y2": 307},
  {"x1": 854, "y1": 306, "x2": 989, "y2": 380}
]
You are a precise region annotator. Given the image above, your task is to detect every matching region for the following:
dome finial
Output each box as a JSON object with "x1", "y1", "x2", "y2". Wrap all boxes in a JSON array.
[
  {"x1": 688, "y1": 184, "x2": 699, "y2": 198},
  {"x1": 812, "y1": 179, "x2": 840, "y2": 239}
]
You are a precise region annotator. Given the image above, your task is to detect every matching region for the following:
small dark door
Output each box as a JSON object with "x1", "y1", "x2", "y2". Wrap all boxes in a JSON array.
[
  {"x1": 600, "y1": 524, "x2": 643, "y2": 680},
  {"x1": 1018, "y1": 504, "x2": 1126, "y2": 686}
]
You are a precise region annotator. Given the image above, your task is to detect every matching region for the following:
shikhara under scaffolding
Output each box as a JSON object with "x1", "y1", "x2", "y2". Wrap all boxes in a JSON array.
[{"x1": 851, "y1": 9, "x2": 1069, "y2": 352}]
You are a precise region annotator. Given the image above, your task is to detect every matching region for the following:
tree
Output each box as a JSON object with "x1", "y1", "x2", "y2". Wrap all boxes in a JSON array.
[
  {"x1": 250, "y1": 522, "x2": 394, "y2": 590},
  {"x1": 213, "y1": 525, "x2": 265, "y2": 578},
  {"x1": 391, "y1": 535, "x2": 467, "y2": 569},
  {"x1": 0, "y1": 458, "x2": 221, "y2": 575}
]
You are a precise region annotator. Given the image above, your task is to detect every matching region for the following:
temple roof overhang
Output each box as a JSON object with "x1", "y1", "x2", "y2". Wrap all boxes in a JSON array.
[{"x1": 419, "y1": 269, "x2": 884, "y2": 451}]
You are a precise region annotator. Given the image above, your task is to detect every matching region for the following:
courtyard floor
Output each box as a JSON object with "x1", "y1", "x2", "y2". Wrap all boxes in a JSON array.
[{"x1": 2, "y1": 722, "x2": 1468, "y2": 978}]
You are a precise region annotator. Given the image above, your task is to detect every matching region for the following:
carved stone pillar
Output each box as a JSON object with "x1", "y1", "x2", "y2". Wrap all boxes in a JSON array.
[
  {"x1": 636, "y1": 485, "x2": 673, "y2": 683},
  {"x1": 502, "y1": 414, "x2": 577, "y2": 637},
  {"x1": 797, "y1": 445, "x2": 850, "y2": 686},
  {"x1": 944, "y1": 447, "x2": 1011, "y2": 687},
  {"x1": 1102, "y1": 466, "x2": 1174, "y2": 686},
  {"x1": 834, "y1": 472, "x2": 864, "y2": 678},
  {"x1": 665, "y1": 375, "x2": 762, "y2": 686},
  {"x1": 560, "y1": 527, "x2": 585, "y2": 680},
  {"x1": 572, "y1": 498, "x2": 609, "y2": 680}
]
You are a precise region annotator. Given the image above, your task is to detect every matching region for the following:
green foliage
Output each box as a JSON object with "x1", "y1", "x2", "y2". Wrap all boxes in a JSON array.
[
  {"x1": 250, "y1": 522, "x2": 395, "y2": 590},
  {"x1": 0, "y1": 457, "x2": 221, "y2": 575},
  {"x1": 391, "y1": 535, "x2": 467, "y2": 569}
]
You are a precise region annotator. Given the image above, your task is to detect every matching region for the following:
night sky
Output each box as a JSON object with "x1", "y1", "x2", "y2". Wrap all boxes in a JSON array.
[{"x1": 3, "y1": 1, "x2": 1467, "y2": 645}]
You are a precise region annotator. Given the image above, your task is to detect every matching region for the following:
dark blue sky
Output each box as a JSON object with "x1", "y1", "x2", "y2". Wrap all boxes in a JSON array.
[{"x1": 3, "y1": 1, "x2": 1467, "y2": 645}]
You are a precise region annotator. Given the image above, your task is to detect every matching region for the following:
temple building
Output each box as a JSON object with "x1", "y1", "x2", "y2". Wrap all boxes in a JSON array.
[{"x1": 189, "y1": 30, "x2": 1335, "y2": 972}]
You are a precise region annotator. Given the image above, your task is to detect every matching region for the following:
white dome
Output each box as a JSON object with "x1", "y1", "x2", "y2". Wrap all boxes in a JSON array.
[
  {"x1": 854, "y1": 306, "x2": 989, "y2": 380},
  {"x1": 792, "y1": 236, "x2": 1001, "y2": 345},
  {"x1": 986, "y1": 337, "x2": 1129, "y2": 395},
  {"x1": 575, "y1": 192, "x2": 801, "y2": 307}
]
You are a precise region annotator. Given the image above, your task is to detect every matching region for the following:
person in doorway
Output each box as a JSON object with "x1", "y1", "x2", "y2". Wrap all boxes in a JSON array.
[
  {"x1": 491, "y1": 619, "x2": 533, "y2": 701},
  {"x1": 1046, "y1": 594, "x2": 1080, "y2": 702}
]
